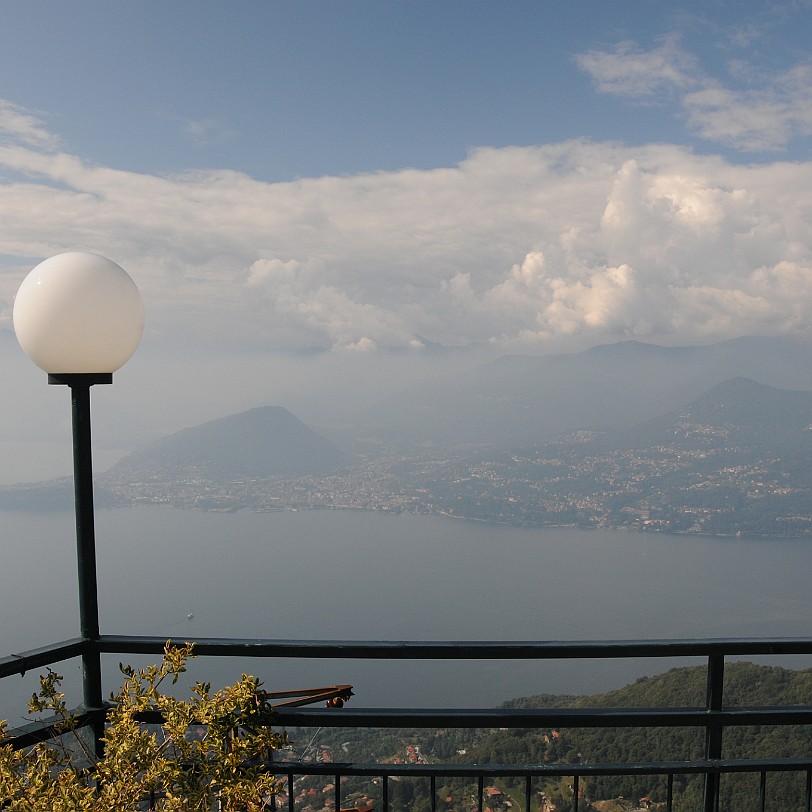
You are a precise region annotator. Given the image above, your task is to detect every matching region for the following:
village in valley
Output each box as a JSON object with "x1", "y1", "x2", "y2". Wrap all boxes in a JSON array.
[
  {"x1": 276, "y1": 738, "x2": 533, "y2": 812},
  {"x1": 274, "y1": 736, "x2": 661, "y2": 812}
]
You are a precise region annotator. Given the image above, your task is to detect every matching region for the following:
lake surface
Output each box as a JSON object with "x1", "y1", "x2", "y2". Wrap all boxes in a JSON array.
[{"x1": 2, "y1": 506, "x2": 811, "y2": 722}]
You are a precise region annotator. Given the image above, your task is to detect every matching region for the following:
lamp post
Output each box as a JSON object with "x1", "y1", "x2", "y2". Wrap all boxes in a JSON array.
[{"x1": 13, "y1": 252, "x2": 144, "y2": 731}]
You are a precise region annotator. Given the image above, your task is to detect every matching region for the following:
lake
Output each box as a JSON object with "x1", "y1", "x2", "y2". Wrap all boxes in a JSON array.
[{"x1": 1, "y1": 506, "x2": 811, "y2": 723}]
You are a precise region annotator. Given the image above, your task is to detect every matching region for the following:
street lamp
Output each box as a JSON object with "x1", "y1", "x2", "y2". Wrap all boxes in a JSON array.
[{"x1": 13, "y1": 252, "x2": 144, "y2": 728}]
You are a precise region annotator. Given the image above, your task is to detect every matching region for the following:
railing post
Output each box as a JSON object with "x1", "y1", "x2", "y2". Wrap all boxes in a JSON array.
[{"x1": 703, "y1": 653, "x2": 725, "y2": 812}]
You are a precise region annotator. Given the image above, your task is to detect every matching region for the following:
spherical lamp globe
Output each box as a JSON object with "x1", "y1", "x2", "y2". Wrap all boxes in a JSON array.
[{"x1": 13, "y1": 252, "x2": 144, "y2": 375}]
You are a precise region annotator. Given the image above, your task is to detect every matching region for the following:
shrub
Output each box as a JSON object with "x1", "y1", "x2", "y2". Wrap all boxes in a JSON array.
[{"x1": 0, "y1": 641, "x2": 285, "y2": 810}]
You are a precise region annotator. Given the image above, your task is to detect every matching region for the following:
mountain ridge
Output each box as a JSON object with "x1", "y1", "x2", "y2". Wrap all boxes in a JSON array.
[{"x1": 364, "y1": 335, "x2": 812, "y2": 448}]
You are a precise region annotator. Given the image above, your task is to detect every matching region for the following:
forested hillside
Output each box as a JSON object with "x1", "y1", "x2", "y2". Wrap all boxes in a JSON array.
[{"x1": 291, "y1": 663, "x2": 812, "y2": 812}]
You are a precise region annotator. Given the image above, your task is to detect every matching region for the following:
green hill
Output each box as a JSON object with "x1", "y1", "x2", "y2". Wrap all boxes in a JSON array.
[
  {"x1": 478, "y1": 663, "x2": 812, "y2": 810},
  {"x1": 303, "y1": 662, "x2": 812, "y2": 812}
]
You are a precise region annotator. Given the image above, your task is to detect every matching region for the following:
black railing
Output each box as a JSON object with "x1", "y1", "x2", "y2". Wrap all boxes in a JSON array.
[
  {"x1": 3, "y1": 635, "x2": 812, "y2": 811},
  {"x1": 265, "y1": 759, "x2": 812, "y2": 812}
]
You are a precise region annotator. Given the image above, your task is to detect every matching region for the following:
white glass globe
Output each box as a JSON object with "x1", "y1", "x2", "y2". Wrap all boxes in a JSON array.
[{"x1": 13, "y1": 252, "x2": 144, "y2": 374}]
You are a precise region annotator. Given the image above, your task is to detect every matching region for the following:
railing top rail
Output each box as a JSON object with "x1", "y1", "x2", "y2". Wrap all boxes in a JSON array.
[
  {"x1": 5, "y1": 634, "x2": 811, "y2": 684},
  {"x1": 0, "y1": 637, "x2": 87, "y2": 679},
  {"x1": 94, "y1": 634, "x2": 812, "y2": 660}
]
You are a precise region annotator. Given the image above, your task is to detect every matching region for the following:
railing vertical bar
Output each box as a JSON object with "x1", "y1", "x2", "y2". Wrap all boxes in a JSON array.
[
  {"x1": 477, "y1": 774, "x2": 484, "y2": 812},
  {"x1": 666, "y1": 773, "x2": 674, "y2": 812},
  {"x1": 759, "y1": 770, "x2": 767, "y2": 812},
  {"x1": 335, "y1": 774, "x2": 341, "y2": 812},
  {"x1": 430, "y1": 774, "x2": 436, "y2": 812},
  {"x1": 806, "y1": 767, "x2": 811, "y2": 812},
  {"x1": 573, "y1": 774, "x2": 579, "y2": 812},
  {"x1": 288, "y1": 772, "x2": 295, "y2": 812},
  {"x1": 383, "y1": 774, "x2": 389, "y2": 812},
  {"x1": 524, "y1": 775, "x2": 531, "y2": 812},
  {"x1": 703, "y1": 653, "x2": 725, "y2": 812}
]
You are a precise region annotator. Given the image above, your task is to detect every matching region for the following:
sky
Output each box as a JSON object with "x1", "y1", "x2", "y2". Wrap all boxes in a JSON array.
[{"x1": 2, "y1": 0, "x2": 812, "y2": 477}]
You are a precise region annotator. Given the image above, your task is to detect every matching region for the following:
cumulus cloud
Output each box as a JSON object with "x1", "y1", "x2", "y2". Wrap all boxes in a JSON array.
[
  {"x1": 245, "y1": 257, "x2": 415, "y2": 350},
  {"x1": 576, "y1": 37, "x2": 812, "y2": 152},
  {"x1": 2, "y1": 100, "x2": 812, "y2": 354}
]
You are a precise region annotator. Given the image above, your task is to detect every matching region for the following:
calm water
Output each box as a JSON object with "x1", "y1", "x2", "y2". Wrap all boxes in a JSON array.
[{"x1": 2, "y1": 506, "x2": 811, "y2": 722}]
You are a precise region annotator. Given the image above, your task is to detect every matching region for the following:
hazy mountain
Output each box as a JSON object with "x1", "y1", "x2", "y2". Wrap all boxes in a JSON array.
[
  {"x1": 365, "y1": 335, "x2": 812, "y2": 447},
  {"x1": 112, "y1": 405, "x2": 346, "y2": 483},
  {"x1": 620, "y1": 376, "x2": 812, "y2": 452}
]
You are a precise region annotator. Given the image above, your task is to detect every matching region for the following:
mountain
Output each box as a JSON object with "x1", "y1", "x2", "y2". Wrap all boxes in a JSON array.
[
  {"x1": 365, "y1": 336, "x2": 812, "y2": 447},
  {"x1": 620, "y1": 376, "x2": 812, "y2": 452},
  {"x1": 112, "y1": 405, "x2": 346, "y2": 483}
]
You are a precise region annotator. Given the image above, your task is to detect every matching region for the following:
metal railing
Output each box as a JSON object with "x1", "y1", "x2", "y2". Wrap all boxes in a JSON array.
[{"x1": 3, "y1": 635, "x2": 812, "y2": 811}]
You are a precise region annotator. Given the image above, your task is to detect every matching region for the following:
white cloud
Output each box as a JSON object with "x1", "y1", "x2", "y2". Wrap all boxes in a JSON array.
[
  {"x1": 576, "y1": 38, "x2": 812, "y2": 152},
  {"x1": 683, "y1": 64, "x2": 812, "y2": 151},
  {"x1": 0, "y1": 100, "x2": 60, "y2": 150},
  {"x1": 574, "y1": 36, "x2": 698, "y2": 98},
  {"x1": 245, "y1": 257, "x2": 416, "y2": 350},
  {"x1": 3, "y1": 101, "x2": 812, "y2": 355}
]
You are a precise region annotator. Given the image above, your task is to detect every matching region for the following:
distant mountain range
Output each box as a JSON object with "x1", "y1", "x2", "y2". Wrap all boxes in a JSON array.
[
  {"x1": 5, "y1": 336, "x2": 812, "y2": 533},
  {"x1": 364, "y1": 335, "x2": 812, "y2": 447},
  {"x1": 96, "y1": 338, "x2": 812, "y2": 493},
  {"x1": 112, "y1": 405, "x2": 346, "y2": 483}
]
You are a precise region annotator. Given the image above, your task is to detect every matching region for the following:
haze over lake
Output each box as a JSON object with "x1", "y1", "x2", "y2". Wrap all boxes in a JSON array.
[{"x1": 2, "y1": 506, "x2": 811, "y2": 725}]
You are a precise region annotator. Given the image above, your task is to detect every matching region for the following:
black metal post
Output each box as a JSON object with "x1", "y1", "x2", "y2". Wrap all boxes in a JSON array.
[
  {"x1": 70, "y1": 381, "x2": 101, "y2": 702},
  {"x1": 49, "y1": 372, "x2": 112, "y2": 755},
  {"x1": 703, "y1": 653, "x2": 725, "y2": 812}
]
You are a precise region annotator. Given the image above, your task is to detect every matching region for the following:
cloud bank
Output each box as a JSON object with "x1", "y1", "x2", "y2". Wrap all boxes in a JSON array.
[{"x1": 1, "y1": 100, "x2": 812, "y2": 355}]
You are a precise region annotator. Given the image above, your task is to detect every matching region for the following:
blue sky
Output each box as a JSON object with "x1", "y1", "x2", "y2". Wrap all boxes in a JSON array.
[
  {"x1": 3, "y1": 0, "x2": 812, "y2": 466},
  {"x1": 4, "y1": 1, "x2": 812, "y2": 180}
]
